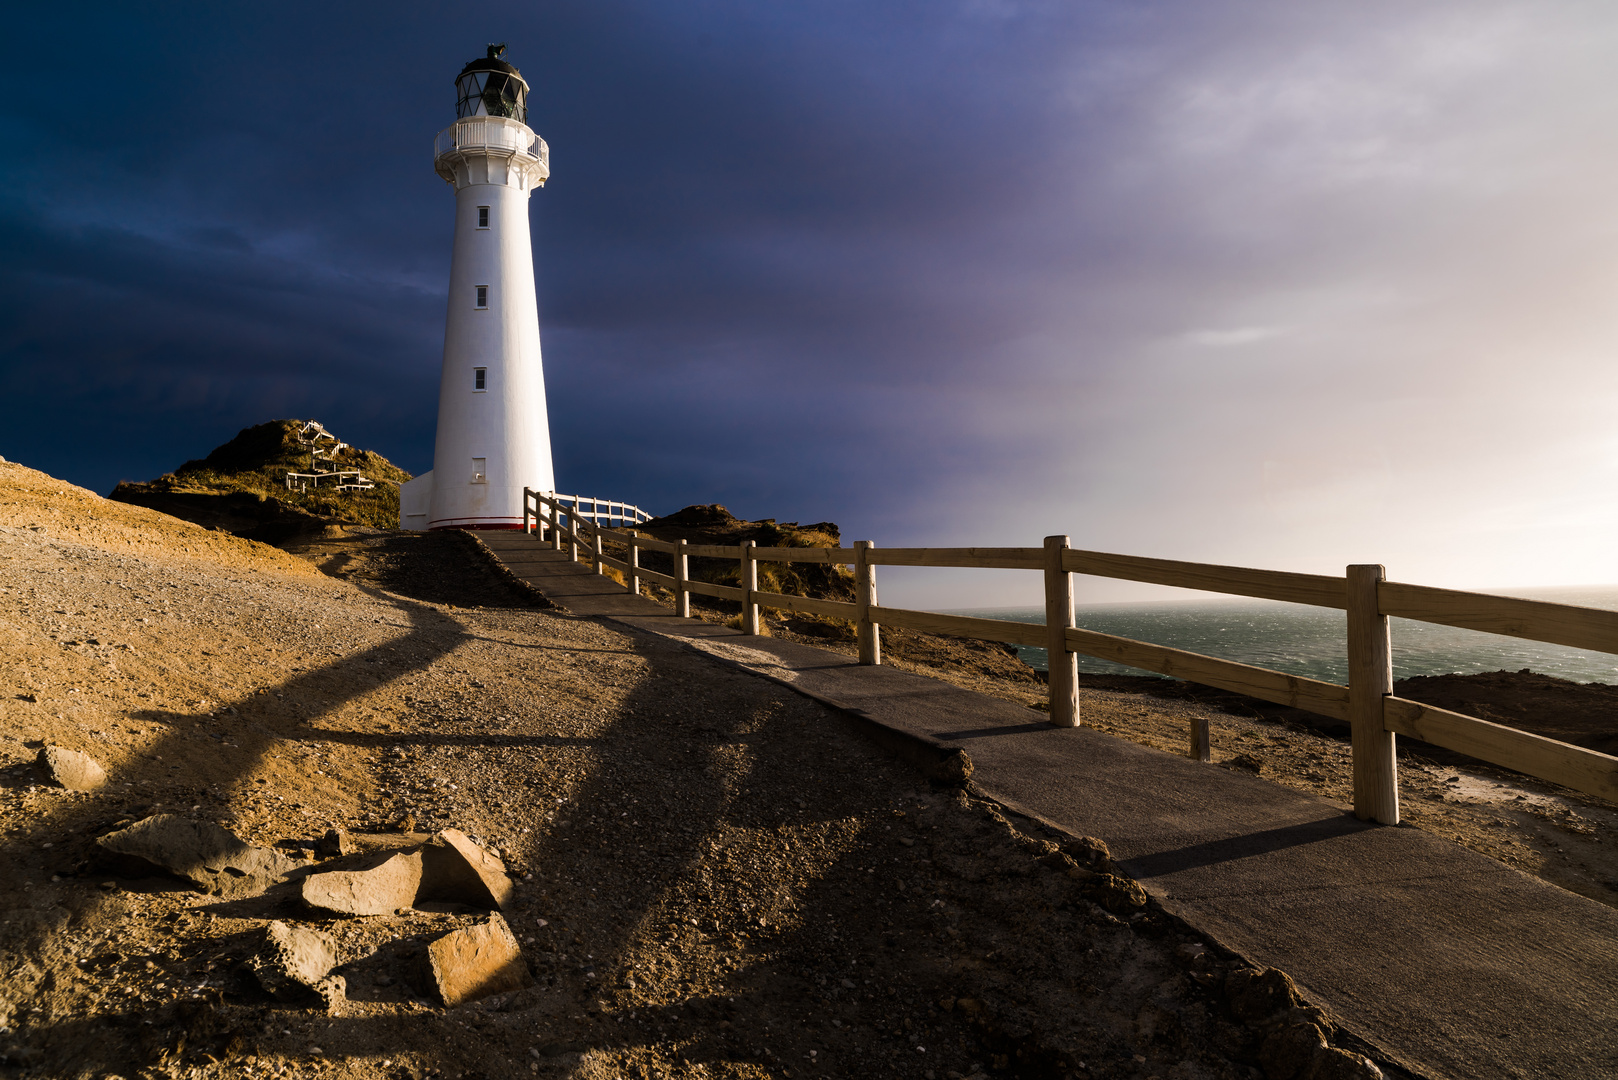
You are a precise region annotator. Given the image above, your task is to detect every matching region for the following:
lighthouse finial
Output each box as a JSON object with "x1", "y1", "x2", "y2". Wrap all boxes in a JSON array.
[{"x1": 487, "y1": 42, "x2": 506, "y2": 60}]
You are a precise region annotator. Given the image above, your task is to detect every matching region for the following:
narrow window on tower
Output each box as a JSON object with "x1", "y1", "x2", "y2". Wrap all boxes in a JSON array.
[
  {"x1": 473, "y1": 367, "x2": 487, "y2": 392},
  {"x1": 475, "y1": 285, "x2": 488, "y2": 309},
  {"x1": 477, "y1": 206, "x2": 490, "y2": 228},
  {"x1": 471, "y1": 458, "x2": 487, "y2": 484}
]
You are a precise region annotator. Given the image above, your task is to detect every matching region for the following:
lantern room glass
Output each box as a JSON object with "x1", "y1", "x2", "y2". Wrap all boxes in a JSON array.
[{"x1": 456, "y1": 70, "x2": 528, "y2": 124}]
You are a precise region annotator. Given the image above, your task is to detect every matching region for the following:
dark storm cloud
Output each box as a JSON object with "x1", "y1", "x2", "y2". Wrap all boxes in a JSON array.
[
  {"x1": 0, "y1": 1, "x2": 1088, "y2": 492},
  {"x1": 4, "y1": 2, "x2": 1618, "y2": 603}
]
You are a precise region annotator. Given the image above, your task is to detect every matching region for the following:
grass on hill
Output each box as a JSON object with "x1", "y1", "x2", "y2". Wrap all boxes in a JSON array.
[{"x1": 143, "y1": 420, "x2": 413, "y2": 530}]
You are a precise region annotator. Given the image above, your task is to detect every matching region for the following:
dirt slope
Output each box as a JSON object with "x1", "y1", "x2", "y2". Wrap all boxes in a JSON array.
[
  {"x1": 1, "y1": 461, "x2": 319, "y2": 577},
  {"x1": 0, "y1": 464, "x2": 1395, "y2": 1080}
]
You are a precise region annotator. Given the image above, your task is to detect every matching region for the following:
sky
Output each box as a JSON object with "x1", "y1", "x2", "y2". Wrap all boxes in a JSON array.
[{"x1": 3, "y1": 1, "x2": 1618, "y2": 607}]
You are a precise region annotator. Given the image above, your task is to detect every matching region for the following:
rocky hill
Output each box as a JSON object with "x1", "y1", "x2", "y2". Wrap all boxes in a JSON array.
[
  {"x1": 636, "y1": 503, "x2": 854, "y2": 611},
  {"x1": 110, "y1": 420, "x2": 412, "y2": 543}
]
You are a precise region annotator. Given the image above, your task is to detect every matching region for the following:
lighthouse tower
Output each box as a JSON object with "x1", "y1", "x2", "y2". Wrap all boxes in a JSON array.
[{"x1": 400, "y1": 44, "x2": 555, "y2": 531}]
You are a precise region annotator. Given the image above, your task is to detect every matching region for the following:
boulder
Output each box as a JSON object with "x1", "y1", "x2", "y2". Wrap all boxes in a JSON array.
[
  {"x1": 316, "y1": 827, "x2": 355, "y2": 858},
  {"x1": 419, "y1": 829, "x2": 514, "y2": 910},
  {"x1": 96, "y1": 815, "x2": 299, "y2": 897},
  {"x1": 422, "y1": 914, "x2": 530, "y2": 1006},
  {"x1": 37, "y1": 746, "x2": 106, "y2": 791},
  {"x1": 301, "y1": 850, "x2": 422, "y2": 917},
  {"x1": 249, "y1": 921, "x2": 338, "y2": 1001}
]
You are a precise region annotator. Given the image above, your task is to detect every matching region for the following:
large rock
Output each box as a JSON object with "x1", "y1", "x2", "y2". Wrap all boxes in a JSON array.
[
  {"x1": 422, "y1": 914, "x2": 530, "y2": 1006},
  {"x1": 96, "y1": 815, "x2": 298, "y2": 897},
  {"x1": 37, "y1": 746, "x2": 106, "y2": 791},
  {"x1": 301, "y1": 850, "x2": 422, "y2": 917},
  {"x1": 249, "y1": 921, "x2": 338, "y2": 1001},
  {"x1": 419, "y1": 829, "x2": 514, "y2": 910}
]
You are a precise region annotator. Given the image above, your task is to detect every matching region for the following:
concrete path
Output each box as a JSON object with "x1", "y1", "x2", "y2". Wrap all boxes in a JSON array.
[{"x1": 481, "y1": 534, "x2": 1618, "y2": 1080}]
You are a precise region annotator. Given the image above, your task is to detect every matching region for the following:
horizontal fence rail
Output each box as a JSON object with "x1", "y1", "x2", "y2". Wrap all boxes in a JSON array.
[
  {"x1": 518, "y1": 488, "x2": 1618, "y2": 825},
  {"x1": 751, "y1": 546, "x2": 856, "y2": 564},
  {"x1": 1381, "y1": 697, "x2": 1618, "y2": 804},
  {"x1": 869, "y1": 605, "x2": 1047, "y2": 648},
  {"x1": 1064, "y1": 626, "x2": 1353, "y2": 721},
  {"x1": 869, "y1": 547, "x2": 1044, "y2": 570},
  {"x1": 1378, "y1": 581, "x2": 1618, "y2": 655},
  {"x1": 1065, "y1": 550, "x2": 1348, "y2": 610}
]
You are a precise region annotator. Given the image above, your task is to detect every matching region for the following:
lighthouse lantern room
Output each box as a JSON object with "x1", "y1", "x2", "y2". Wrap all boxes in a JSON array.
[{"x1": 400, "y1": 44, "x2": 555, "y2": 530}]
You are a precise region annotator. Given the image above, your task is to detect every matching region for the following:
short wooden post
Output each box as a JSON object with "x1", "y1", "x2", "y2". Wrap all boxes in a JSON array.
[
  {"x1": 592, "y1": 530, "x2": 603, "y2": 576},
  {"x1": 855, "y1": 541, "x2": 881, "y2": 665},
  {"x1": 676, "y1": 539, "x2": 691, "y2": 618},
  {"x1": 1190, "y1": 716, "x2": 1211, "y2": 762},
  {"x1": 1043, "y1": 535, "x2": 1080, "y2": 727},
  {"x1": 627, "y1": 531, "x2": 640, "y2": 597},
  {"x1": 522, "y1": 488, "x2": 532, "y2": 534},
  {"x1": 567, "y1": 505, "x2": 579, "y2": 562},
  {"x1": 741, "y1": 540, "x2": 760, "y2": 634},
  {"x1": 1347, "y1": 563, "x2": 1399, "y2": 824},
  {"x1": 549, "y1": 498, "x2": 562, "y2": 551}
]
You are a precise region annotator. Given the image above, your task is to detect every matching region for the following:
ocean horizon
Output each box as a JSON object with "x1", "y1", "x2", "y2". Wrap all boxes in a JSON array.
[{"x1": 948, "y1": 585, "x2": 1618, "y2": 685}]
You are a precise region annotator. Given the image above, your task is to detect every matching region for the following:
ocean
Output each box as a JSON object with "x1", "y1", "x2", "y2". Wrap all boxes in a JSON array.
[{"x1": 949, "y1": 585, "x2": 1618, "y2": 686}]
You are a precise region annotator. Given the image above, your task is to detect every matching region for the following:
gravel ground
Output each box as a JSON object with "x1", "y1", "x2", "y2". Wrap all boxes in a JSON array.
[{"x1": 2, "y1": 463, "x2": 1401, "y2": 1079}]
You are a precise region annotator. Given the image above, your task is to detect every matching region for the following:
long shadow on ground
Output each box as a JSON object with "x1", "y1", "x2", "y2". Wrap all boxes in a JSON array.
[{"x1": 5, "y1": 531, "x2": 1247, "y2": 1080}]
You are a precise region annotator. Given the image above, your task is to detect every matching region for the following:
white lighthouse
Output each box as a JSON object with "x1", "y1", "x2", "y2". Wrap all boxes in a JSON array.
[{"x1": 400, "y1": 44, "x2": 555, "y2": 531}]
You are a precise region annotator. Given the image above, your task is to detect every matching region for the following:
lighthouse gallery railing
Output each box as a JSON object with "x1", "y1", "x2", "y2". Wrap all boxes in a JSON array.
[{"x1": 434, "y1": 118, "x2": 545, "y2": 160}]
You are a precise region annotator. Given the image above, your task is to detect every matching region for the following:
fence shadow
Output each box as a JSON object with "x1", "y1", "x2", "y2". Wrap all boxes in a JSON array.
[{"x1": 3, "y1": 533, "x2": 987, "y2": 1078}]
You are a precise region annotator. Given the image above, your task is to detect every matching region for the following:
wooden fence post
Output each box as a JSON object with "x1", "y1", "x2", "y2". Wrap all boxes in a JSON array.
[
  {"x1": 676, "y1": 539, "x2": 691, "y2": 618},
  {"x1": 741, "y1": 540, "x2": 760, "y2": 634},
  {"x1": 855, "y1": 541, "x2": 881, "y2": 665},
  {"x1": 592, "y1": 529, "x2": 603, "y2": 576},
  {"x1": 1190, "y1": 717, "x2": 1211, "y2": 762},
  {"x1": 1347, "y1": 563, "x2": 1399, "y2": 824},
  {"x1": 1043, "y1": 535, "x2": 1080, "y2": 727},
  {"x1": 522, "y1": 488, "x2": 532, "y2": 534},
  {"x1": 628, "y1": 531, "x2": 640, "y2": 597},
  {"x1": 549, "y1": 497, "x2": 562, "y2": 551}
]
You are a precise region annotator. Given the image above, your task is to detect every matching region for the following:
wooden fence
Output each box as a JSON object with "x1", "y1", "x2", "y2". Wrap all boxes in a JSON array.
[{"x1": 521, "y1": 488, "x2": 1618, "y2": 825}]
